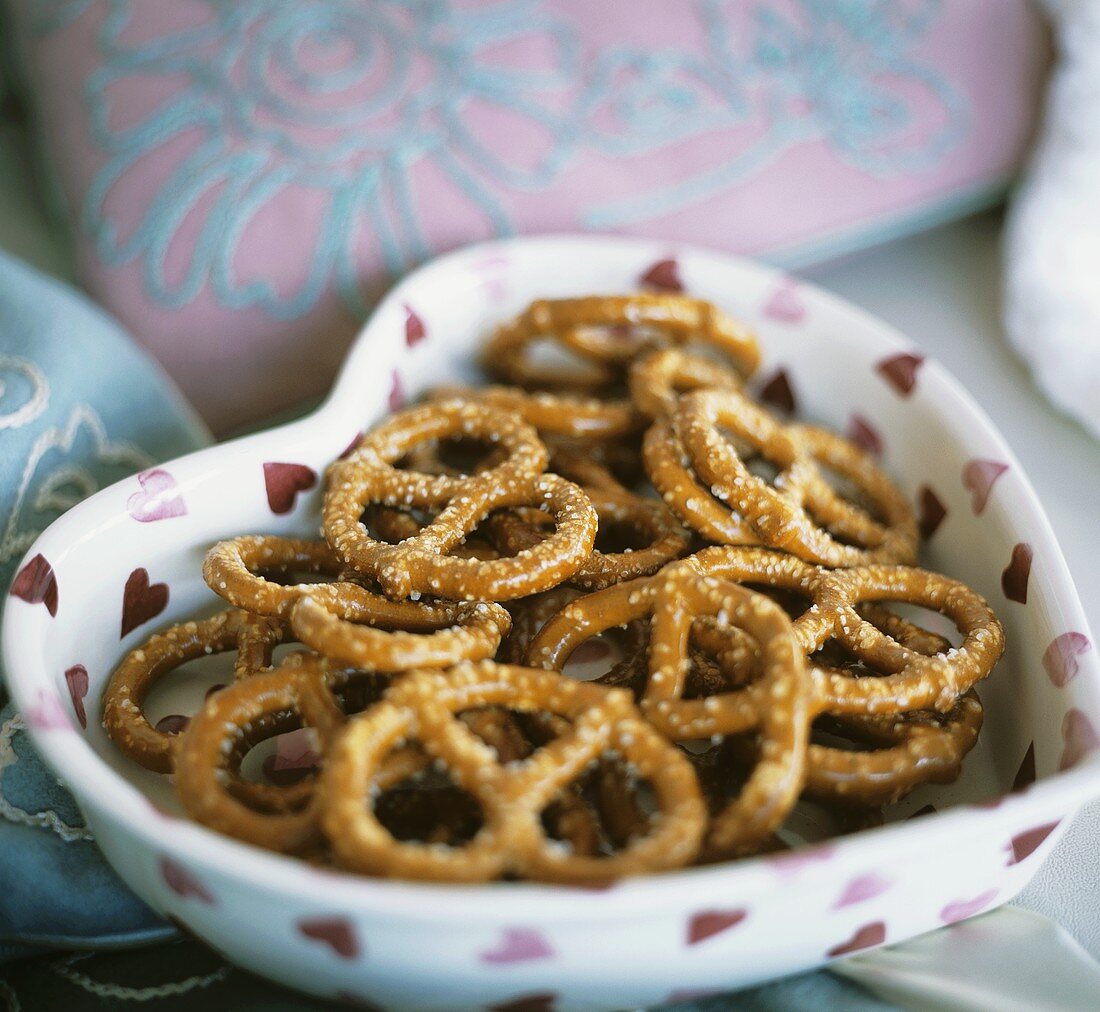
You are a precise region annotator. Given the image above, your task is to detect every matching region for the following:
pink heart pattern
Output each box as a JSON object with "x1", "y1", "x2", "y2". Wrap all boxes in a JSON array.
[
  {"x1": 768, "y1": 843, "x2": 835, "y2": 878},
  {"x1": 65, "y1": 664, "x2": 89, "y2": 729},
  {"x1": 847, "y1": 414, "x2": 883, "y2": 457},
  {"x1": 263, "y1": 462, "x2": 317, "y2": 515},
  {"x1": 404, "y1": 304, "x2": 426, "y2": 347},
  {"x1": 263, "y1": 728, "x2": 323, "y2": 787},
  {"x1": 639, "y1": 258, "x2": 683, "y2": 293},
  {"x1": 25, "y1": 689, "x2": 73, "y2": 731},
  {"x1": 686, "y1": 909, "x2": 747, "y2": 945},
  {"x1": 480, "y1": 928, "x2": 555, "y2": 965},
  {"x1": 962, "y1": 459, "x2": 1008, "y2": 515},
  {"x1": 940, "y1": 888, "x2": 998, "y2": 924},
  {"x1": 121, "y1": 567, "x2": 169, "y2": 638},
  {"x1": 826, "y1": 921, "x2": 886, "y2": 958},
  {"x1": 875, "y1": 353, "x2": 924, "y2": 396},
  {"x1": 1060, "y1": 709, "x2": 1100, "y2": 771},
  {"x1": 1001, "y1": 543, "x2": 1032, "y2": 604},
  {"x1": 9, "y1": 553, "x2": 59, "y2": 616},
  {"x1": 833, "y1": 872, "x2": 892, "y2": 909},
  {"x1": 160, "y1": 856, "x2": 215, "y2": 904},
  {"x1": 297, "y1": 916, "x2": 360, "y2": 960},
  {"x1": 917, "y1": 485, "x2": 947, "y2": 539},
  {"x1": 758, "y1": 369, "x2": 797, "y2": 414},
  {"x1": 762, "y1": 279, "x2": 806, "y2": 324},
  {"x1": 1043, "y1": 632, "x2": 1092, "y2": 687},
  {"x1": 338, "y1": 431, "x2": 364, "y2": 460},
  {"x1": 127, "y1": 468, "x2": 187, "y2": 523}
]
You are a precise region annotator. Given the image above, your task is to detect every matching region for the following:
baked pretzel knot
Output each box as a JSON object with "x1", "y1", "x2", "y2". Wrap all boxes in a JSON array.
[
  {"x1": 650, "y1": 388, "x2": 918, "y2": 566},
  {"x1": 482, "y1": 293, "x2": 761, "y2": 391},
  {"x1": 324, "y1": 400, "x2": 598, "y2": 601},
  {"x1": 321, "y1": 662, "x2": 706, "y2": 882}
]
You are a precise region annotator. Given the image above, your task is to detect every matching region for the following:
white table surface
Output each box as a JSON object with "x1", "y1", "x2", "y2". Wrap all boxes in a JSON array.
[{"x1": 1, "y1": 116, "x2": 1098, "y2": 960}]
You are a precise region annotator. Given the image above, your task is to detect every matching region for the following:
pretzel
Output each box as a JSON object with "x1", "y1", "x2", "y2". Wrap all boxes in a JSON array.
[
  {"x1": 485, "y1": 489, "x2": 691, "y2": 591},
  {"x1": 805, "y1": 691, "x2": 984, "y2": 806},
  {"x1": 685, "y1": 547, "x2": 1004, "y2": 714},
  {"x1": 320, "y1": 662, "x2": 706, "y2": 882},
  {"x1": 483, "y1": 294, "x2": 761, "y2": 391},
  {"x1": 289, "y1": 593, "x2": 511, "y2": 670},
  {"x1": 527, "y1": 566, "x2": 813, "y2": 856},
  {"x1": 102, "y1": 609, "x2": 287, "y2": 774},
  {"x1": 365, "y1": 505, "x2": 499, "y2": 560},
  {"x1": 174, "y1": 657, "x2": 349, "y2": 852},
  {"x1": 325, "y1": 400, "x2": 599, "y2": 600},
  {"x1": 629, "y1": 347, "x2": 744, "y2": 419},
  {"x1": 663, "y1": 390, "x2": 917, "y2": 565}
]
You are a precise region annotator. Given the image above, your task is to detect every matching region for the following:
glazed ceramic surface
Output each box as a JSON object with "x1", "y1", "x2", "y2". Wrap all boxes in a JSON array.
[{"x1": 5, "y1": 236, "x2": 1100, "y2": 1011}]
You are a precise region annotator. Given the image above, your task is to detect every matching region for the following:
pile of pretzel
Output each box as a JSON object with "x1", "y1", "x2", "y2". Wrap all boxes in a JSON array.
[{"x1": 103, "y1": 293, "x2": 1005, "y2": 883}]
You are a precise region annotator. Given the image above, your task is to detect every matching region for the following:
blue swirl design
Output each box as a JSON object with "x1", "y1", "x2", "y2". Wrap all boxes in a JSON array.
[{"x1": 37, "y1": 0, "x2": 965, "y2": 318}]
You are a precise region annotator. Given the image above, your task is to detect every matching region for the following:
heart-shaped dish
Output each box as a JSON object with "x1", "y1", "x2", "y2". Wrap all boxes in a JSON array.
[{"x1": 5, "y1": 236, "x2": 1100, "y2": 1010}]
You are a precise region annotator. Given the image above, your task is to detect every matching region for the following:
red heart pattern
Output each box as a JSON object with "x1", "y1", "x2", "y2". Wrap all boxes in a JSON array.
[
  {"x1": 686, "y1": 909, "x2": 747, "y2": 945},
  {"x1": 127, "y1": 468, "x2": 187, "y2": 523},
  {"x1": 263, "y1": 462, "x2": 317, "y2": 515},
  {"x1": 65, "y1": 664, "x2": 89, "y2": 729},
  {"x1": 762, "y1": 279, "x2": 806, "y2": 324},
  {"x1": 833, "y1": 873, "x2": 892, "y2": 909},
  {"x1": 1043, "y1": 632, "x2": 1092, "y2": 687},
  {"x1": 10, "y1": 553, "x2": 59, "y2": 616},
  {"x1": 1001, "y1": 543, "x2": 1032, "y2": 604},
  {"x1": 940, "y1": 888, "x2": 998, "y2": 924},
  {"x1": 847, "y1": 414, "x2": 883, "y2": 457},
  {"x1": 389, "y1": 369, "x2": 406, "y2": 413},
  {"x1": 826, "y1": 921, "x2": 886, "y2": 958},
  {"x1": 405, "y1": 304, "x2": 426, "y2": 347},
  {"x1": 1008, "y1": 821, "x2": 1061, "y2": 865},
  {"x1": 876, "y1": 353, "x2": 924, "y2": 396},
  {"x1": 962, "y1": 459, "x2": 1008, "y2": 515},
  {"x1": 480, "y1": 928, "x2": 555, "y2": 965},
  {"x1": 1060, "y1": 709, "x2": 1100, "y2": 771},
  {"x1": 121, "y1": 567, "x2": 169, "y2": 638},
  {"x1": 639, "y1": 258, "x2": 683, "y2": 292},
  {"x1": 297, "y1": 916, "x2": 360, "y2": 960},
  {"x1": 1013, "y1": 742, "x2": 1036, "y2": 792},
  {"x1": 917, "y1": 485, "x2": 947, "y2": 539},
  {"x1": 758, "y1": 369, "x2": 797, "y2": 414},
  {"x1": 160, "y1": 856, "x2": 215, "y2": 904}
]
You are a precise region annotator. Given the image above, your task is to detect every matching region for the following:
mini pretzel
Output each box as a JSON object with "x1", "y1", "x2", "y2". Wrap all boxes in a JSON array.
[
  {"x1": 629, "y1": 347, "x2": 744, "y2": 419},
  {"x1": 102, "y1": 609, "x2": 286, "y2": 774},
  {"x1": 805, "y1": 691, "x2": 984, "y2": 806},
  {"x1": 365, "y1": 505, "x2": 500, "y2": 561},
  {"x1": 174, "y1": 657, "x2": 348, "y2": 853},
  {"x1": 685, "y1": 546, "x2": 1005, "y2": 714},
  {"x1": 485, "y1": 489, "x2": 691, "y2": 591},
  {"x1": 527, "y1": 566, "x2": 814, "y2": 856},
  {"x1": 328, "y1": 468, "x2": 598, "y2": 602},
  {"x1": 325, "y1": 401, "x2": 599, "y2": 600},
  {"x1": 320, "y1": 662, "x2": 706, "y2": 882},
  {"x1": 662, "y1": 389, "x2": 918, "y2": 565},
  {"x1": 203, "y1": 536, "x2": 345, "y2": 618},
  {"x1": 483, "y1": 294, "x2": 761, "y2": 391},
  {"x1": 289, "y1": 593, "x2": 511, "y2": 670}
]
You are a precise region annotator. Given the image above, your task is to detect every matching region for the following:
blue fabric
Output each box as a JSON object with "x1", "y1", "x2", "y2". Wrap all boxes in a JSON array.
[{"x1": 0, "y1": 248, "x2": 208, "y2": 954}]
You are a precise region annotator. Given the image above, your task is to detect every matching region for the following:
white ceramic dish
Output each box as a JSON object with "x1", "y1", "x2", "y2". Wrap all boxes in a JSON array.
[{"x1": 5, "y1": 236, "x2": 1100, "y2": 1011}]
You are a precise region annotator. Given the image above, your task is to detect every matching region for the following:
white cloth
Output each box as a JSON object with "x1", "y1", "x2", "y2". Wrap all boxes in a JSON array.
[{"x1": 1004, "y1": 0, "x2": 1100, "y2": 438}]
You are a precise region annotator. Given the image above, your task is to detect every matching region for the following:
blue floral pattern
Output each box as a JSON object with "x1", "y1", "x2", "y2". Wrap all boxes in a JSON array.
[{"x1": 35, "y1": 0, "x2": 965, "y2": 318}]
